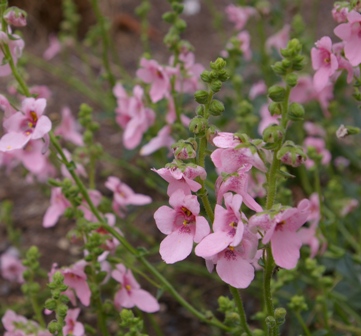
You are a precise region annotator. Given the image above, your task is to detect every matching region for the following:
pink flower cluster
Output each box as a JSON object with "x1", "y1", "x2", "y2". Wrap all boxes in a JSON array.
[{"x1": 153, "y1": 131, "x2": 314, "y2": 288}]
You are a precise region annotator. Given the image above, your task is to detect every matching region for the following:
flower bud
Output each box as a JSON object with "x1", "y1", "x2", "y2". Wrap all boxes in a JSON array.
[
  {"x1": 287, "y1": 102, "x2": 304, "y2": 121},
  {"x1": 48, "y1": 320, "x2": 61, "y2": 334},
  {"x1": 209, "y1": 99, "x2": 225, "y2": 116},
  {"x1": 4, "y1": 7, "x2": 27, "y2": 27},
  {"x1": 210, "y1": 57, "x2": 226, "y2": 70},
  {"x1": 277, "y1": 140, "x2": 306, "y2": 167},
  {"x1": 263, "y1": 125, "x2": 284, "y2": 147},
  {"x1": 44, "y1": 299, "x2": 57, "y2": 311},
  {"x1": 200, "y1": 70, "x2": 211, "y2": 83},
  {"x1": 175, "y1": 18, "x2": 187, "y2": 32},
  {"x1": 268, "y1": 85, "x2": 286, "y2": 102},
  {"x1": 210, "y1": 80, "x2": 222, "y2": 93},
  {"x1": 58, "y1": 304, "x2": 68, "y2": 318},
  {"x1": 272, "y1": 61, "x2": 287, "y2": 76},
  {"x1": 172, "y1": 2, "x2": 184, "y2": 14},
  {"x1": 268, "y1": 102, "x2": 282, "y2": 116},
  {"x1": 291, "y1": 55, "x2": 305, "y2": 71},
  {"x1": 217, "y1": 69, "x2": 229, "y2": 82},
  {"x1": 265, "y1": 316, "x2": 276, "y2": 328},
  {"x1": 196, "y1": 105, "x2": 205, "y2": 116},
  {"x1": 281, "y1": 38, "x2": 302, "y2": 58},
  {"x1": 274, "y1": 307, "x2": 287, "y2": 325},
  {"x1": 336, "y1": 124, "x2": 361, "y2": 138},
  {"x1": 285, "y1": 73, "x2": 298, "y2": 87},
  {"x1": 206, "y1": 124, "x2": 218, "y2": 144},
  {"x1": 162, "y1": 12, "x2": 176, "y2": 23},
  {"x1": 194, "y1": 90, "x2": 209, "y2": 104},
  {"x1": 172, "y1": 138, "x2": 197, "y2": 159},
  {"x1": 189, "y1": 116, "x2": 208, "y2": 135}
]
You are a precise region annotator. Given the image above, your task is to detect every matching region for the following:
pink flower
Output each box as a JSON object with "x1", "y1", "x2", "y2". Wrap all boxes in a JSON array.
[
  {"x1": 215, "y1": 163, "x2": 263, "y2": 212},
  {"x1": 171, "y1": 51, "x2": 204, "y2": 93},
  {"x1": 0, "y1": 98, "x2": 51, "y2": 152},
  {"x1": 114, "y1": 84, "x2": 155, "y2": 149},
  {"x1": 249, "y1": 199, "x2": 310, "y2": 269},
  {"x1": 266, "y1": 24, "x2": 290, "y2": 53},
  {"x1": 195, "y1": 193, "x2": 247, "y2": 258},
  {"x1": 0, "y1": 29, "x2": 24, "y2": 77},
  {"x1": 304, "y1": 121, "x2": 326, "y2": 137},
  {"x1": 136, "y1": 58, "x2": 172, "y2": 103},
  {"x1": 140, "y1": 125, "x2": 174, "y2": 156},
  {"x1": 105, "y1": 176, "x2": 152, "y2": 217},
  {"x1": 112, "y1": 264, "x2": 159, "y2": 313},
  {"x1": 55, "y1": 107, "x2": 84, "y2": 146},
  {"x1": 63, "y1": 309, "x2": 84, "y2": 336},
  {"x1": 196, "y1": 227, "x2": 258, "y2": 288},
  {"x1": 225, "y1": 4, "x2": 256, "y2": 31},
  {"x1": 61, "y1": 260, "x2": 91, "y2": 306},
  {"x1": 43, "y1": 35, "x2": 61, "y2": 60},
  {"x1": 152, "y1": 164, "x2": 206, "y2": 196},
  {"x1": 211, "y1": 133, "x2": 266, "y2": 174},
  {"x1": 334, "y1": 11, "x2": 361, "y2": 66},
  {"x1": 258, "y1": 104, "x2": 280, "y2": 135},
  {"x1": 340, "y1": 198, "x2": 359, "y2": 217},
  {"x1": 249, "y1": 81, "x2": 267, "y2": 100},
  {"x1": 43, "y1": 187, "x2": 71, "y2": 228},
  {"x1": 332, "y1": 5, "x2": 349, "y2": 23},
  {"x1": 4, "y1": 8, "x2": 27, "y2": 27},
  {"x1": 311, "y1": 36, "x2": 338, "y2": 91},
  {"x1": 304, "y1": 137, "x2": 331, "y2": 169},
  {"x1": 2, "y1": 310, "x2": 51, "y2": 336},
  {"x1": 0, "y1": 248, "x2": 25, "y2": 283},
  {"x1": 154, "y1": 189, "x2": 210, "y2": 263},
  {"x1": 0, "y1": 94, "x2": 16, "y2": 120}
]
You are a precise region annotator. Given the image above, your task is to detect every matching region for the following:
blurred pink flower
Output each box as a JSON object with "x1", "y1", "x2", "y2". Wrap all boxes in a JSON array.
[
  {"x1": 105, "y1": 176, "x2": 151, "y2": 217},
  {"x1": 112, "y1": 264, "x2": 159, "y2": 313},
  {"x1": 266, "y1": 24, "x2": 290, "y2": 53},
  {"x1": 43, "y1": 187, "x2": 71, "y2": 228},
  {"x1": 43, "y1": 35, "x2": 61, "y2": 60},
  {"x1": 0, "y1": 248, "x2": 25, "y2": 283},
  {"x1": 0, "y1": 29, "x2": 24, "y2": 77},
  {"x1": 225, "y1": 4, "x2": 256, "y2": 31},
  {"x1": 249, "y1": 81, "x2": 267, "y2": 100},
  {"x1": 55, "y1": 107, "x2": 84, "y2": 146},
  {"x1": 304, "y1": 137, "x2": 331, "y2": 169},
  {"x1": 63, "y1": 308, "x2": 84, "y2": 336},
  {"x1": 334, "y1": 10, "x2": 361, "y2": 66}
]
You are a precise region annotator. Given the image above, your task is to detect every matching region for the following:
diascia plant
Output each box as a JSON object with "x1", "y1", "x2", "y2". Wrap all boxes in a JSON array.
[{"x1": 0, "y1": 0, "x2": 361, "y2": 335}]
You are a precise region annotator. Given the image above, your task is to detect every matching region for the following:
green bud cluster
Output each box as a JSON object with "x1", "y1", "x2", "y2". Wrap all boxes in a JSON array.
[
  {"x1": 191, "y1": 58, "x2": 228, "y2": 136},
  {"x1": 60, "y1": 0, "x2": 80, "y2": 40},
  {"x1": 162, "y1": 0, "x2": 188, "y2": 51},
  {"x1": 46, "y1": 271, "x2": 69, "y2": 334},
  {"x1": 272, "y1": 39, "x2": 304, "y2": 79},
  {"x1": 119, "y1": 309, "x2": 147, "y2": 336},
  {"x1": 288, "y1": 295, "x2": 308, "y2": 312},
  {"x1": 262, "y1": 124, "x2": 284, "y2": 149}
]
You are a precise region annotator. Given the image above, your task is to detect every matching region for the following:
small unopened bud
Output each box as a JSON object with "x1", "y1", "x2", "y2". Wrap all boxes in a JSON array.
[
  {"x1": 48, "y1": 320, "x2": 61, "y2": 334},
  {"x1": 265, "y1": 316, "x2": 276, "y2": 328},
  {"x1": 189, "y1": 116, "x2": 208, "y2": 135},
  {"x1": 274, "y1": 307, "x2": 287, "y2": 325},
  {"x1": 268, "y1": 102, "x2": 282, "y2": 116},
  {"x1": 209, "y1": 99, "x2": 225, "y2": 116},
  {"x1": 210, "y1": 80, "x2": 222, "y2": 93},
  {"x1": 277, "y1": 140, "x2": 306, "y2": 167},
  {"x1": 4, "y1": 7, "x2": 27, "y2": 27},
  {"x1": 172, "y1": 138, "x2": 197, "y2": 159},
  {"x1": 263, "y1": 125, "x2": 284, "y2": 144},
  {"x1": 210, "y1": 57, "x2": 226, "y2": 70},
  {"x1": 44, "y1": 299, "x2": 57, "y2": 311},
  {"x1": 285, "y1": 73, "x2": 298, "y2": 87},
  {"x1": 194, "y1": 90, "x2": 209, "y2": 104},
  {"x1": 58, "y1": 304, "x2": 68, "y2": 318},
  {"x1": 336, "y1": 124, "x2": 360, "y2": 138},
  {"x1": 288, "y1": 102, "x2": 304, "y2": 121},
  {"x1": 281, "y1": 38, "x2": 302, "y2": 58},
  {"x1": 272, "y1": 61, "x2": 287, "y2": 76},
  {"x1": 175, "y1": 18, "x2": 187, "y2": 31},
  {"x1": 172, "y1": 2, "x2": 184, "y2": 14},
  {"x1": 200, "y1": 70, "x2": 211, "y2": 83},
  {"x1": 217, "y1": 69, "x2": 229, "y2": 82},
  {"x1": 268, "y1": 85, "x2": 286, "y2": 102}
]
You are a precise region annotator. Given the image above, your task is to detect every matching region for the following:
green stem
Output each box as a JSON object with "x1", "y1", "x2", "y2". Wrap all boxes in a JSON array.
[
  {"x1": 265, "y1": 151, "x2": 280, "y2": 210},
  {"x1": 2, "y1": 44, "x2": 30, "y2": 97},
  {"x1": 229, "y1": 286, "x2": 252, "y2": 336},
  {"x1": 31, "y1": 295, "x2": 46, "y2": 328},
  {"x1": 295, "y1": 311, "x2": 311, "y2": 336},
  {"x1": 90, "y1": 0, "x2": 116, "y2": 88},
  {"x1": 330, "y1": 320, "x2": 361, "y2": 334}
]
